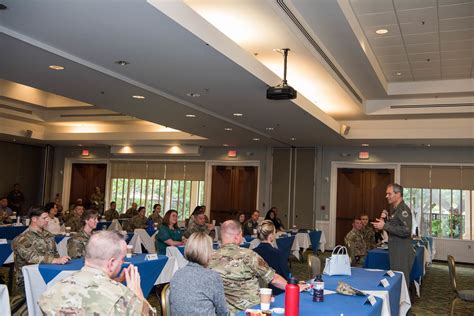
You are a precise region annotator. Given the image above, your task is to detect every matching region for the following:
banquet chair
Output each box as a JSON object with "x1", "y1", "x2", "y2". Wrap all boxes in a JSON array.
[
  {"x1": 448, "y1": 255, "x2": 474, "y2": 316},
  {"x1": 307, "y1": 253, "x2": 321, "y2": 279},
  {"x1": 309, "y1": 230, "x2": 322, "y2": 253},
  {"x1": 160, "y1": 283, "x2": 171, "y2": 316}
]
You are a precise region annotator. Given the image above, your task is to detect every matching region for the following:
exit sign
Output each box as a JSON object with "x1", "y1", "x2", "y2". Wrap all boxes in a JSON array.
[
  {"x1": 228, "y1": 150, "x2": 237, "y2": 158},
  {"x1": 358, "y1": 151, "x2": 369, "y2": 160}
]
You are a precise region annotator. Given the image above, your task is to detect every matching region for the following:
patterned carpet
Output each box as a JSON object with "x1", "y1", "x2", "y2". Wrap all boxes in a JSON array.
[{"x1": 2, "y1": 251, "x2": 474, "y2": 315}]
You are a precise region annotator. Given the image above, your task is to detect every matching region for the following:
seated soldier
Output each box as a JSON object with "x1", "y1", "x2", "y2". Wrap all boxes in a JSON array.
[
  {"x1": 67, "y1": 209, "x2": 99, "y2": 259},
  {"x1": 0, "y1": 197, "x2": 13, "y2": 223},
  {"x1": 125, "y1": 202, "x2": 138, "y2": 218},
  {"x1": 13, "y1": 206, "x2": 70, "y2": 294},
  {"x1": 39, "y1": 231, "x2": 156, "y2": 315},
  {"x1": 360, "y1": 213, "x2": 376, "y2": 250},
  {"x1": 65, "y1": 204, "x2": 84, "y2": 232},
  {"x1": 243, "y1": 210, "x2": 260, "y2": 236},
  {"x1": 128, "y1": 206, "x2": 148, "y2": 231},
  {"x1": 104, "y1": 201, "x2": 120, "y2": 221},
  {"x1": 344, "y1": 218, "x2": 367, "y2": 267},
  {"x1": 184, "y1": 210, "x2": 215, "y2": 238},
  {"x1": 148, "y1": 203, "x2": 163, "y2": 227},
  {"x1": 208, "y1": 220, "x2": 307, "y2": 313}
]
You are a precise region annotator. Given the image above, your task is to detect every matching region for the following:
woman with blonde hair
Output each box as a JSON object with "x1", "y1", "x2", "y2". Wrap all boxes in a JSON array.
[
  {"x1": 170, "y1": 232, "x2": 229, "y2": 316},
  {"x1": 253, "y1": 220, "x2": 291, "y2": 295}
]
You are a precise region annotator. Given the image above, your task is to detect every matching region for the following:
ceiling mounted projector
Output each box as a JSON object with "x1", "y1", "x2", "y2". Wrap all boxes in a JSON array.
[{"x1": 266, "y1": 48, "x2": 297, "y2": 100}]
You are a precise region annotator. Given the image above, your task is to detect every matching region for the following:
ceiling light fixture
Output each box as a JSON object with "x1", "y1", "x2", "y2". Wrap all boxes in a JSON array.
[
  {"x1": 361, "y1": 143, "x2": 369, "y2": 147},
  {"x1": 252, "y1": 138, "x2": 260, "y2": 141},
  {"x1": 114, "y1": 60, "x2": 130, "y2": 66},
  {"x1": 185, "y1": 114, "x2": 196, "y2": 118},
  {"x1": 395, "y1": 72, "x2": 402, "y2": 76},
  {"x1": 290, "y1": 137, "x2": 296, "y2": 141},
  {"x1": 48, "y1": 65, "x2": 65, "y2": 70},
  {"x1": 223, "y1": 144, "x2": 229, "y2": 147},
  {"x1": 233, "y1": 113, "x2": 243, "y2": 117},
  {"x1": 186, "y1": 92, "x2": 200, "y2": 97},
  {"x1": 224, "y1": 128, "x2": 232, "y2": 131},
  {"x1": 132, "y1": 95, "x2": 145, "y2": 99},
  {"x1": 266, "y1": 127, "x2": 274, "y2": 131},
  {"x1": 375, "y1": 29, "x2": 388, "y2": 35}
]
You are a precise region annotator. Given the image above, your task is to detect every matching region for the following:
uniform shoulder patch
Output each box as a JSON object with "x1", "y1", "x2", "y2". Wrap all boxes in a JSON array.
[{"x1": 402, "y1": 211, "x2": 409, "y2": 218}]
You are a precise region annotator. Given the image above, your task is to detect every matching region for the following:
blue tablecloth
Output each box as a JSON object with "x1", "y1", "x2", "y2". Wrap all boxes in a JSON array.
[
  {"x1": 0, "y1": 226, "x2": 27, "y2": 240},
  {"x1": 364, "y1": 246, "x2": 424, "y2": 282},
  {"x1": 0, "y1": 241, "x2": 12, "y2": 265},
  {"x1": 236, "y1": 288, "x2": 383, "y2": 316},
  {"x1": 324, "y1": 267, "x2": 402, "y2": 316},
  {"x1": 96, "y1": 221, "x2": 112, "y2": 230},
  {"x1": 38, "y1": 254, "x2": 168, "y2": 297}
]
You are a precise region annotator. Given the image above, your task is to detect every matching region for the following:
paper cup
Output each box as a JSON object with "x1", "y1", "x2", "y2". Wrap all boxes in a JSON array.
[
  {"x1": 260, "y1": 288, "x2": 272, "y2": 311},
  {"x1": 126, "y1": 245, "x2": 133, "y2": 258}
]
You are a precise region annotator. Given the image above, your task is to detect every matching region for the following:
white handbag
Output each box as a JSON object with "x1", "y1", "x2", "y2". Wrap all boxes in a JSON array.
[{"x1": 323, "y1": 245, "x2": 351, "y2": 276}]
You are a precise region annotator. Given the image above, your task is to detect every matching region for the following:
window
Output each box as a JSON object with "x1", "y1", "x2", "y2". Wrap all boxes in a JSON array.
[
  {"x1": 109, "y1": 161, "x2": 205, "y2": 220},
  {"x1": 401, "y1": 165, "x2": 474, "y2": 240}
]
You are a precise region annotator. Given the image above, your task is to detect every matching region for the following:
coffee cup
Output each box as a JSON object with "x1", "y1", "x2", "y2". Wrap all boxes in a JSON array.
[
  {"x1": 212, "y1": 219, "x2": 216, "y2": 226},
  {"x1": 153, "y1": 223, "x2": 158, "y2": 230},
  {"x1": 65, "y1": 226, "x2": 71, "y2": 236},
  {"x1": 126, "y1": 245, "x2": 133, "y2": 258},
  {"x1": 260, "y1": 288, "x2": 272, "y2": 311}
]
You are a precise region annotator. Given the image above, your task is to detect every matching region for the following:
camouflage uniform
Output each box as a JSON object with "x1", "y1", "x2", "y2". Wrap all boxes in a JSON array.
[
  {"x1": 104, "y1": 208, "x2": 120, "y2": 221},
  {"x1": 208, "y1": 243, "x2": 275, "y2": 313},
  {"x1": 128, "y1": 215, "x2": 148, "y2": 231},
  {"x1": 344, "y1": 228, "x2": 367, "y2": 266},
  {"x1": 184, "y1": 221, "x2": 210, "y2": 238},
  {"x1": 38, "y1": 265, "x2": 156, "y2": 315},
  {"x1": 361, "y1": 225, "x2": 376, "y2": 250},
  {"x1": 148, "y1": 212, "x2": 163, "y2": 226},
  {"x1": 65, "y1": 215, "x2": 83, "y2": 232},
  {"x1": 243, "y1": 219, "x2": 258, "y2": 236},
  {"x1": 12, "y1": 228, "x2": 59, "y2": 290},
  {"x1": 125, "y1": 207, "x2": 138, "y2": 218},
  {"x1": 67, "y1": 229, "x2": 91, "y2": 259}
]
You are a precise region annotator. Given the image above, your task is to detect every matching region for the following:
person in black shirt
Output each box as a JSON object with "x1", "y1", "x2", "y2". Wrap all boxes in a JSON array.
[{"x1": 264, "y1": 207, "x2": 285, "y2": 231}]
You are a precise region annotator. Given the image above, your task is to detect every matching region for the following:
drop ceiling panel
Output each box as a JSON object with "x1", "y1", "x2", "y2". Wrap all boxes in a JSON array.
[
  {"x1": 349, "y1": 0, "x2": 474, "y2": 81},
  {"x1": 393, "y1": 0, "x2": 437, "y2": 11}
]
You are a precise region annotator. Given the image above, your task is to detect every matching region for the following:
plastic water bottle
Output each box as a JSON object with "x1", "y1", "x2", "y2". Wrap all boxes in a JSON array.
[
  {"x1": 313, "y1": 275, "x2": 324, "y2": 302},
  {"x1": 285, "y1": 277, "x2": 299, "y2": 316}
]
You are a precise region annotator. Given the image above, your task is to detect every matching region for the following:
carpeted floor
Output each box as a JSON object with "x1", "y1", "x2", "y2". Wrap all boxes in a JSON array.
[{"x1": 2, "y1": 251, "x2": 474, "y2": 315}]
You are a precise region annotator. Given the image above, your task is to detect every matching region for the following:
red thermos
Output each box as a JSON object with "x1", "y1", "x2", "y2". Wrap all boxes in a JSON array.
[{"x1": 285, "y1": 277, "x2": 299, "y2": 316}]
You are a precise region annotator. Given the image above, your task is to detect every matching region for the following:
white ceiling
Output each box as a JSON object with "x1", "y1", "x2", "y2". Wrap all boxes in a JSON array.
[{"x1": 0, "y1": 0, "x2": 472, "y2": 149}]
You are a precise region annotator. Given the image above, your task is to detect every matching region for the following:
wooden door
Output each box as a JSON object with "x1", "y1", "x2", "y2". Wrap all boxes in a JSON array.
[
  {"x1": 210, "y1": 166, "x2": 258, "y2": 225},
  {"x1": 335, "y1": 168, "x2": 393, "y2": 245},
  {"x1": 70, "y1": 163, "x2": 107, "y2": 209}
]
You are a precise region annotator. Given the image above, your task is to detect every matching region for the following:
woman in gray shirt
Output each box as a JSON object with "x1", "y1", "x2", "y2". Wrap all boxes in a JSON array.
[{"x1": 170, "y1": 232, "x2": 229, "y2": 316}]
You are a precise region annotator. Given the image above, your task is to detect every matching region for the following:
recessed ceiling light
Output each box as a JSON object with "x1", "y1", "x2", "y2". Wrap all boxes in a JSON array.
[
  {"x1": 185, "y1": 114, "x2": 196, "y2": 118},
  {"x1": 49, "y1": 65, "x2": 65, "y2": 70},
  {"x1": 223, "y1": 144, "x2": 229, "y2": 147},
  {"x1": 233, "y1": 113, "x2": 243, "y2": 117},
  {"x1": 252, "y1": 138, "x2": 260, "y2": 141},
  {"x1": 375, "y1": 29, "x2": 388, "y2": 35},
  {"x1": 361, "y1": 143, "x2": 369, "y2": 147},
  {"x1": 266, "y1": 127, "x2": 274, "y2": 131},
  {"x1": 132, "y1": 95, "x2": 145, "y2": 99},
  {"x1": 224, "y1": 128, "x2": 232, "y2": 131},
  {"x1": 290, "y1": 137, "x2": 296, "y2": 141},
  {"x1": 78, "y1": 144, "x2": 83, "y2": 147},
  {"x1": 114, "y1": 60, "x2": 130, "y2": 66},
  {"x1": 186, "y1": 92, "x2": 201, "y2": 97},
  {"x1": 394, "y1": 72, "x2": 402, "y2": 76}
]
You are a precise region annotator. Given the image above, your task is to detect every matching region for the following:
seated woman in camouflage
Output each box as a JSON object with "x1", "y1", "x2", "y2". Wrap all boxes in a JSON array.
[{"x1": 67, "y1": 209, "x2": 99, "y2": 259}]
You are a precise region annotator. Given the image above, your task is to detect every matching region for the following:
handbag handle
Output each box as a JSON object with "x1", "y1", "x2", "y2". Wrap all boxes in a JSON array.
[{"x1": 332, "y1": 245, "x2": 348, "y2": 255}]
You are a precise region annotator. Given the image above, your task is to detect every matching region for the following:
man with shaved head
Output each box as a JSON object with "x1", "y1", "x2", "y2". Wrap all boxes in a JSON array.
[
  {"x1": 39, "y1": 231, "x2": 156, "y2": 315},
  {"x1": 208, "y1": 220, "x2": 305, "y2": 313}
]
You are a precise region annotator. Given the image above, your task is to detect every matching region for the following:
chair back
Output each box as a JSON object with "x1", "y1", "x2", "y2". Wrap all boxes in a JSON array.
[
  {"x1": 309, "y1": 230, "x2": 322, "y2": 253},
  {"x1": 307, "y1": 253, "x2": 321, "y2": 279},
  {"x1": 161, "y1": 283, "x2": 171, "y2": 316},
  {"x1": 276, "y1": 236, "x2": 295, "y2": 261},
  {"x1": 447, "y1": 255, "x2": 458, "y2": 294}
]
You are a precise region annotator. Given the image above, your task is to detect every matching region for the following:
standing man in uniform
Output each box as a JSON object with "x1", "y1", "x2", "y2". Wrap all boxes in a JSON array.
[{"x1": 372, "y1": 183, "x2": 414, "y2": 285}]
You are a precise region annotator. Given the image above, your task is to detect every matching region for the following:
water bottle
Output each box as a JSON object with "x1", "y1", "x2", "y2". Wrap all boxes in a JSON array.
[
  {"x1": 313, "y1": 275, "x2": 324, "y2": 302},
  {"x1": 284, "y1": 277, "x2": 299, "y2": 316}
]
